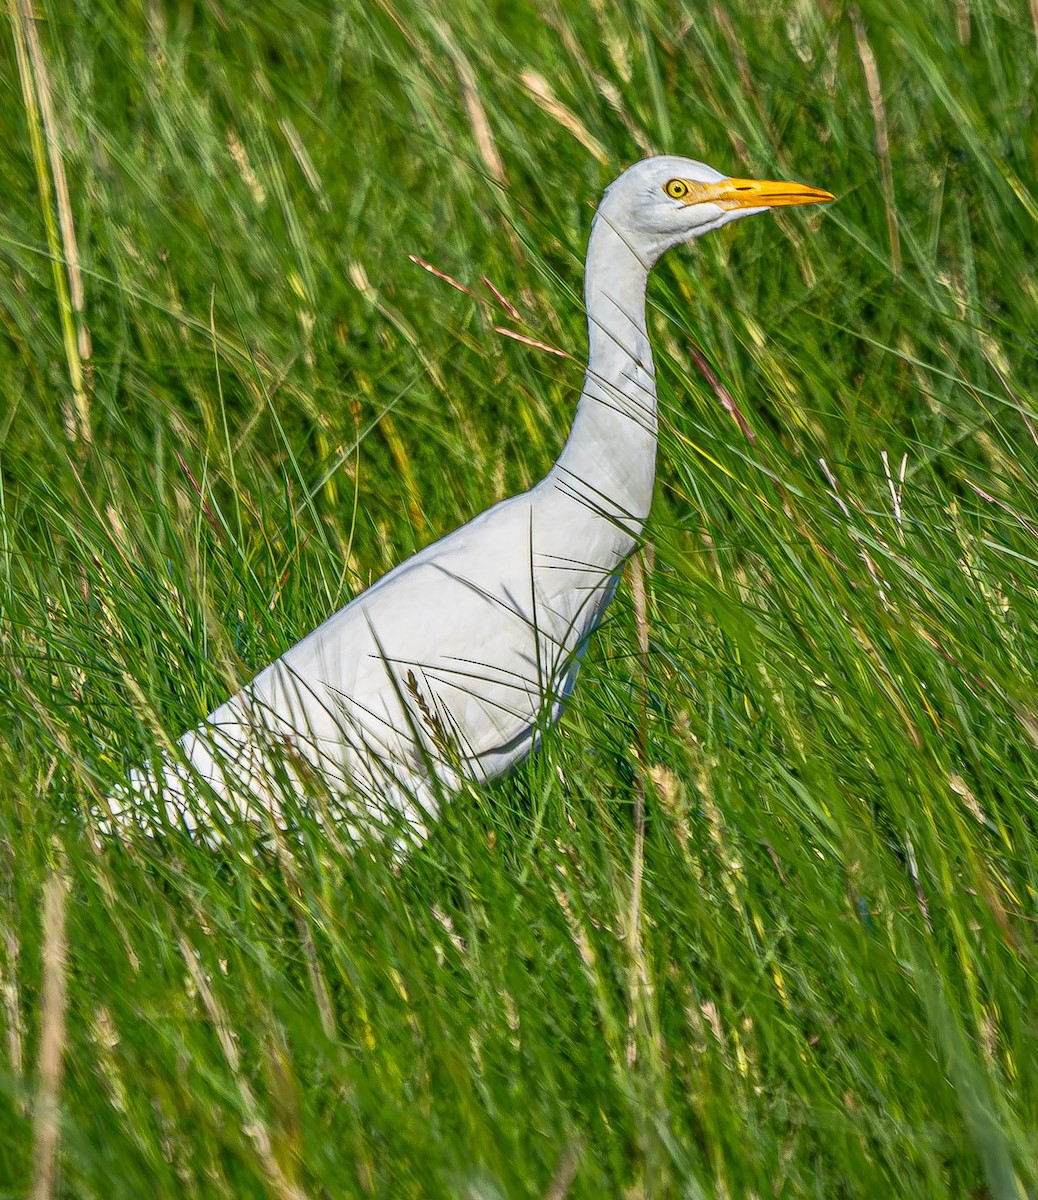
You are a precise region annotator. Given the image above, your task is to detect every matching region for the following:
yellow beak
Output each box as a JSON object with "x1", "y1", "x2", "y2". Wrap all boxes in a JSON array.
[{"x1": 691, "y1": 177, "x2": 836, "y2": 210}]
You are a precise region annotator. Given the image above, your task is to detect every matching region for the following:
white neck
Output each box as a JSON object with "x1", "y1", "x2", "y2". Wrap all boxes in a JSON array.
[{"x1": 549, "y1": 212, "x2": 657, "y2": 540}]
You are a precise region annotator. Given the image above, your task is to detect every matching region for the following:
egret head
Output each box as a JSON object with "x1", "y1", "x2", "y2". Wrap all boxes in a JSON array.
[{"x1": 598, "y1": 155, "x2": 834, "y2": 266}]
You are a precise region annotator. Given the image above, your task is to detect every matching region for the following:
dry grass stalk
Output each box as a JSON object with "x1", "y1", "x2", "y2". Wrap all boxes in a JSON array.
[
  {"x1": 31, "y1": 873, "x2": 68, "y2": 1200},
  {"x1": 494, "y1": 326, "x2": 572, "y2": 359},
  {"x1": 272, "y1": 840, "x2": 337, "y2": 1041},
  {"x1": 851, "y1": 8, "x2": 901, "y2": 275},
  {"x1": 432, "y1": 19, "x2": 507, "y2": 185},
  {"x1": 688, "y1": 343, "x2": 755, "y2": 442},
  {"x1": 179, "y1": 936, "x2": 311, "y2": 1200},
  {"x1": 2, "y1": 927, "x2": 24, "y2": 1091},
  {"x1": 520, "y1": 70, "x2": 608, "y2": 165},
  {"x1": 542, "y1": 1140, "x2": 581, "y2": 1200},
  {"x1": 278, "y1": 117, "x2": 331, "y2": 211},
  {"x1": 11, "y1": 0, "x2": 92, "y2": 443}
]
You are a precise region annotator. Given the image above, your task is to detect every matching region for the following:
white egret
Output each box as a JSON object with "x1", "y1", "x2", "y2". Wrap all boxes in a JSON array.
[{"x1": 113, "y1": 156, "x2": 833, "y2": 841}]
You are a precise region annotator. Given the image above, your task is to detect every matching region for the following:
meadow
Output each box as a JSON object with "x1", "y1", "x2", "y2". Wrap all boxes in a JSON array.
[{"x1": 2, "y1": 0, "x2": 1037, "y2": 1195}]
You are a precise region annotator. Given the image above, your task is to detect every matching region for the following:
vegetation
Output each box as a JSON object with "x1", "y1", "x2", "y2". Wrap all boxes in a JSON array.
[{"x1": 1, "y1": 0, "x2": 1037, "y2": 1195}]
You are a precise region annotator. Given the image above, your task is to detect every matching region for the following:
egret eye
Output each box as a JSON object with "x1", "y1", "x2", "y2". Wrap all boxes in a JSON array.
[{"x1": 664, "y1": 179, "x2": 689, "y2": 200}]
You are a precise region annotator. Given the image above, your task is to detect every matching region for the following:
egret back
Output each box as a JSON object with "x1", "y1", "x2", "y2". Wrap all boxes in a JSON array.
[{"x1": 123, "y1": 472, "x2": 640, "y2": 836}]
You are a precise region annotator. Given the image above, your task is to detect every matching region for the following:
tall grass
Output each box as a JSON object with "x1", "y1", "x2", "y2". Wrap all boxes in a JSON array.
[{"x1": 1, "y1": 1, "x2": 1036, "y2": 1196}]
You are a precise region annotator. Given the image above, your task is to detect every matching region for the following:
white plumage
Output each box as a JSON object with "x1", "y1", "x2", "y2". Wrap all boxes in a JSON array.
[{"x1": 112, "y1": 155, "x2": 832, "y2": 840}]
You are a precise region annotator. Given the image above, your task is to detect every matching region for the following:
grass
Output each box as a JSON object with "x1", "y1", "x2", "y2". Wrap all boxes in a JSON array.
[{"x1": 1, "y1": 0, "x2": 1037, "y2": 1195}]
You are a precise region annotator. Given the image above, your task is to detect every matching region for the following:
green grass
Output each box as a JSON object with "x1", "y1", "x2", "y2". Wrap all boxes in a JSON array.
[{"x1": 2, "y1": 0, "x2": 1037, "y2": 1195}]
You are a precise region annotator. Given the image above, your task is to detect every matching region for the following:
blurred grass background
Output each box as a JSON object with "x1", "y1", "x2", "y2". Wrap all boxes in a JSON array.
[{"x1": 1, "y1": 0, "x2": 1037, "y2": 1196}]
